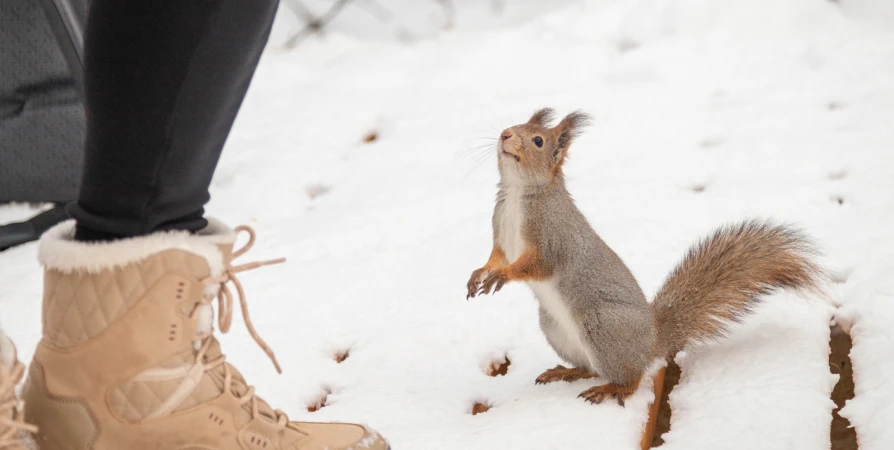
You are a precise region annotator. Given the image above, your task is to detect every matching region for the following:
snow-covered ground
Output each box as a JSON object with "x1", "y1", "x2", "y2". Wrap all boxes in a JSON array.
[
  {"x1": 3, "y1": 0, "x2": 894, "y2": 448},
  {"x1": 836, "y1": 256, "x2": 894, "y2": 450}
]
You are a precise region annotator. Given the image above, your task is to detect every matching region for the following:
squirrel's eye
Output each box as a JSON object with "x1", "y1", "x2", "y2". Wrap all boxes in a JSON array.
[{"x1": 533, "y1": 136, "x2": 544, "y2": 148}]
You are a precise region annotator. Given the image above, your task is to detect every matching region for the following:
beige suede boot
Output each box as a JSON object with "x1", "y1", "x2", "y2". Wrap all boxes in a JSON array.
[
  {"x1": 22, "y1": 219, "x2": 387, "y2": 450},
  {"x1": 0, "y1": 334, "x2": 37, "y2": 449}
]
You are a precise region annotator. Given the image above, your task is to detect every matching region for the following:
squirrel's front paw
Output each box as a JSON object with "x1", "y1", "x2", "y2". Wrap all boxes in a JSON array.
[
  {"x1": 477, "y1": 269, "x2": 508, "y2": 296},
  {"x1": 466, "y1": 268, "x2": 489, "y2": 299}
]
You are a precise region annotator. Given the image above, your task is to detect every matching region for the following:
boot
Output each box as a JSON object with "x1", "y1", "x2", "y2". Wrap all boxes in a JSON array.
[
  {"x1": 23, "y1": 219, "x2": 388, "y2": 450},
  {"x1": 0, "y1": 333, "x2": 37, "y2": 449}
]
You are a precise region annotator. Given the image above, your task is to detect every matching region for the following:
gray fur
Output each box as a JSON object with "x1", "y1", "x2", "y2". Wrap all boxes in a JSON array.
[{"x1": 496, "y1": 179, "x2": 655, "y2": 385}]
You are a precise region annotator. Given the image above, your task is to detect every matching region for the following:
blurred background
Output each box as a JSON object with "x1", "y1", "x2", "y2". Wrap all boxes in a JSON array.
[
  {"x1": 3, "y1": 0, "x2": 893, "y2": 223},
  {"x1": 267, "y1": 0, "x2": 894, "y2": 44}
]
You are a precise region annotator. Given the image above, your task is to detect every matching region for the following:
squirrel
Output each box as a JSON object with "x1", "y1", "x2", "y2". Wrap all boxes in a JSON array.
[{"x1": 466, "y1": 108, "x2": 824, "y2": 406}]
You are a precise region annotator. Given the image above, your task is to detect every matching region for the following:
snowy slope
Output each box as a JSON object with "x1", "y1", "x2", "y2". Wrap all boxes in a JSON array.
[{"x1": 3, "y1": 0, "x2": 894, "y2": 448}]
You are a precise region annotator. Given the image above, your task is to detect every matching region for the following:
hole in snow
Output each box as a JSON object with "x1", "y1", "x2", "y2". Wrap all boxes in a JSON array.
[
  {"x1": 828, "y1": 169, "x2": 848, "y2": 181},
  {"x1": 616, "y1": 38, "x2": 640, "y2": 53},
  {"x1": 484, "y1": 355, "x2": 511, "y2": 377},
  {"x1": 305, "y1": 184, "x2": 331, "y2": 200},
  {"x1": 650, "y1": 361, "x2": 680, "y2": 447},
  {"x1": 830, "y1": 268, "x2": 851, "y2": 285},
  {"x1": 827, "y1": 102, "x2": 844, "y2": 111},
  {"x1": 699, "y1": 137, "x2": 724, "y2": 148},
  {"x1": 689, "y1": 184, "x2": 707, "y2": 193},
  {"x1": 470, "y1": 401, "x2": 491, "y2": 415},
  {"x1": 334, "y1": 349, "x2": 350, "y2": 364},
  {"x1": 306, "y1": 387, "x2": 331, "y2": 413},
  {"x1": 829, "y1": 325, "x2": 858, "y2": 450},
  {"x1": 362, "y1": 130, "x2": 379, "y2": 143}
]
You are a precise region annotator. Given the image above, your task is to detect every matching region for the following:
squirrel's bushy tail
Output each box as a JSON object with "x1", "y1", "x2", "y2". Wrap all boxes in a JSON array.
[{"x1": 652, "y1": 220, "x2": 824, "y2": 358}]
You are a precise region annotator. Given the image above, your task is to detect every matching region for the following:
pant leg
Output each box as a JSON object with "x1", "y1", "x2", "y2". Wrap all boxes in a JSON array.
[{"x1": 68, "y1": 0, "x2": 279, "y2": 241}]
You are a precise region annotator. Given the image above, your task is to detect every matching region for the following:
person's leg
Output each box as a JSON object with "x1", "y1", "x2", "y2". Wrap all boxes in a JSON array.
[
  {"x1": 22, "y1": 2, "x2": 389, "y2": 449},
  {"x1": 69, "y1": 0, "x2": 276, "y2": 241}
]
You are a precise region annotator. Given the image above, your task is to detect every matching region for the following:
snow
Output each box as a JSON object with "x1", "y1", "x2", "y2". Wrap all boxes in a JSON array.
[
  {"x1": 662, "y1": 292, "x2": 837, "y2": 450},
  {"x1": 835, "y1": 252, "x2": 894, "y2": 450},
  {"x1": 3, "y1": 0, "x2": 894, "y2": 448}
]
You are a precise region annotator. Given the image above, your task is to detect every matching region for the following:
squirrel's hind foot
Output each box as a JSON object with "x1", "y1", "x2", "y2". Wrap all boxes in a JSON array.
[
  {"x1": 534, "y1": 365, "x2": 595, "y2": 385},
  {"x1": 578, "y1": 379, "x2": 640, "y2": 407}
]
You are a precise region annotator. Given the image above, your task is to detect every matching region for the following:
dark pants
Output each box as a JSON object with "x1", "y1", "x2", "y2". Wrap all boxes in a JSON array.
[{"x1": 69, "y1": 0, "x2": 279, "y2": 241}]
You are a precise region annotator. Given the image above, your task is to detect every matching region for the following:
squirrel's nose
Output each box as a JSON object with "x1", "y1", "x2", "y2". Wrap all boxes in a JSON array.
[{"x1": 501, "y1": 131, "x2": 512, "y2": 141}]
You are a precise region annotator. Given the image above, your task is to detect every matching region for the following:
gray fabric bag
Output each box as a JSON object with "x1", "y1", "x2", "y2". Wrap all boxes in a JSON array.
[
  {"x1": 0, "y1": 0, "x2": 87, "y2": 204},
  {"x1": 0, "y1": 0, "x2": 87, "y2": 250}
]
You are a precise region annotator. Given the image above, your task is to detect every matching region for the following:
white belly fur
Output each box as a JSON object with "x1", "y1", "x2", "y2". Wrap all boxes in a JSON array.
[
  {"x1": 497, "y1": 187, "x2": 526, "y2": 262},
  {"x1": 496, "y1": 189, "x2": 596, "y2": 372},
  {"x1": 530, "y1": 279, "x2": 598, "y2": 372}
]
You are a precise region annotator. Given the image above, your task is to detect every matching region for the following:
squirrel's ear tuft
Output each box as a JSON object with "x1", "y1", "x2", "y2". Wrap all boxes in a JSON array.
[
  {"x1": 552, "y1": 111, "x2": 592, "y2": 161},
  {"x1": 527, "y1": 108, "x2": 556, "y2": 127}
]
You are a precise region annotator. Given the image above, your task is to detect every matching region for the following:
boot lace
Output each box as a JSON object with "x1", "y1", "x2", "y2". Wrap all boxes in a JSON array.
[
  {"x1": 192, "y1": 225, "x2": 289, "y2": 429},
  {"x1": 0, "y1": 363, "x2": 37, "y2": 448}
]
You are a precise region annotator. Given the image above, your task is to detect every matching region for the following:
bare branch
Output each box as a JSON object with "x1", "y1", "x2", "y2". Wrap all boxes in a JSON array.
[
  {"x1": 282, "y1": 0, "x2": 315, "y2": 22},
  {"x1": 355, "y1": 0, "x2": 419, "y2": 43},
  {"x1": 354, "y1": 0, "x2": 393, "y2": 23},
  {"x1": 284, "y1": 0, "x2": 355, "y2": 49}
]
